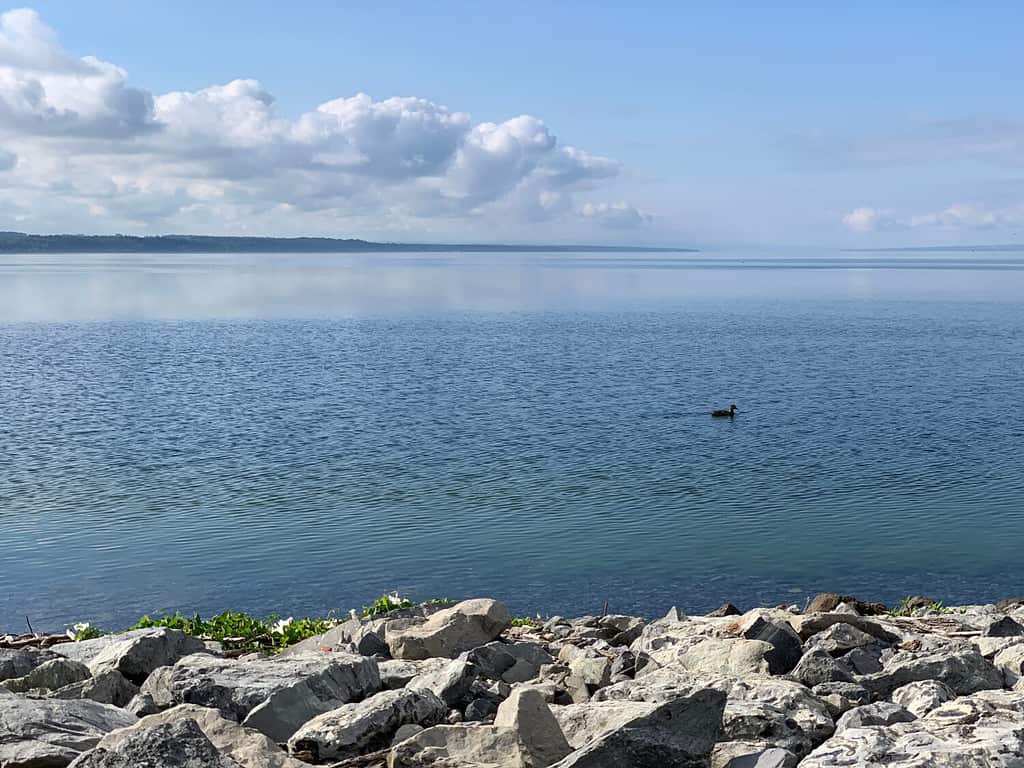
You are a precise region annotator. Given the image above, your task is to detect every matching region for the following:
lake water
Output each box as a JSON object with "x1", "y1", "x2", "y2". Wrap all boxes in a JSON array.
[{"x1": 2, "y1": 250, "x2": 1023, "y2": 632}]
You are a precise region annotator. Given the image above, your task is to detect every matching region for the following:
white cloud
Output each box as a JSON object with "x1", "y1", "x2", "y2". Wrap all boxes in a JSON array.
[
  {"x1": 908, "y1": 202, "x2": 1008, "y2": 230},
  {"x1": 0, "y1": 9, "x2": 642, "y2": 237},
  {"x1": 842, "y1": 206, "x2": 888, "y2": 232},
  {"x1": 843, "y1": 202, "x2": 1024, "y2": 233},
  {"x1": 0, "y1": 9, "x2": 154, "y2": 137},
  {"x1": 578, "y1": 201, "x2": 651, "y2": 228}
]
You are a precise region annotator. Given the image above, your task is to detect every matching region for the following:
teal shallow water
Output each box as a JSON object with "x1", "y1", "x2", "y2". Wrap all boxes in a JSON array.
[{"x1": 1, "y1": 251, "x2": 1023, "y2": 630}]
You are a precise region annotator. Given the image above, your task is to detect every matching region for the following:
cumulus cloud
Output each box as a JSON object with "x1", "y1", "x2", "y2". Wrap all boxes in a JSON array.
[
  {"x1": 0, "y1": 9, "x2": 154, "y2": 137},
  {"x1": 578, "y1": 201, "x2": 651, "y2": 228},
  {"x1": 843, "y1": 202, "x2": 1024, "y2": 233},
  {"x1": 0, "y1": 9, "x2": 642, "y2": 236},
  {"x1": 842, "y1": 207, "x2": 889, "y2": 232}
]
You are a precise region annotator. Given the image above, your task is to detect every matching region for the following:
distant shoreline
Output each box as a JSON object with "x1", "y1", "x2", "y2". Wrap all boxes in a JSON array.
[
  {"x1": 842, "y1": 244, "x2": 1024, "y2": 253},
  {"x1": 0, "y1": 232, "x2": 696, "y2": 255}
]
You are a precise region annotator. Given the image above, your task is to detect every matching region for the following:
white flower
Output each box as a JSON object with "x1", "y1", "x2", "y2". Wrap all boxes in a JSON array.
[
  {"x1": 271, "y1": 617, "x2": 293, "y2": 635},
  {"x1": 387, "y1": 592, "x2": 404, "y2": 607},
  {"x1": 67, "y1": 622, "x2": 90, "y2": 639}
]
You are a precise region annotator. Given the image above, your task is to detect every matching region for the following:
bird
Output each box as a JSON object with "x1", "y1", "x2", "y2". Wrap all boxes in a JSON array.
[{"x1": 711, "y1": 403, "x2": 737, "y2": 417}]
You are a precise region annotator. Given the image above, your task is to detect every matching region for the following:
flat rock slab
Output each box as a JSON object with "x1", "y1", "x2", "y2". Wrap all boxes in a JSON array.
[
  {"x1": 0, "y1": 695, "x2": 137, "y2": 768},
  {"x1": 140, "y1": 651, "x2": 380, "y2": 741}
]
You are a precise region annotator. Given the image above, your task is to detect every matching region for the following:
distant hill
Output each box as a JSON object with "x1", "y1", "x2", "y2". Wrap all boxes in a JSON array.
[{"x1": 0, "y1": 232, "x2": 695, "y2": 254}]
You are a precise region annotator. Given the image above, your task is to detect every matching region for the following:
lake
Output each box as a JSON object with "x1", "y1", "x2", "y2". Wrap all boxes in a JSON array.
[{"x1": 1, "y1": 250, "x2": 1023, "y2": 632}]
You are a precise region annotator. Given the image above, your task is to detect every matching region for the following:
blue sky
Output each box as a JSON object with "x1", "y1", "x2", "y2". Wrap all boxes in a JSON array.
[{"x1": 2, "y1": 2, "x2": 1023, "y2": 246}]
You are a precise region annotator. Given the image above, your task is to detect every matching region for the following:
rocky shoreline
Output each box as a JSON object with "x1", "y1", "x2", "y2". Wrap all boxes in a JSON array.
[{"x1": 3, "y1": 592, "x2": 1024, "y2": 767}]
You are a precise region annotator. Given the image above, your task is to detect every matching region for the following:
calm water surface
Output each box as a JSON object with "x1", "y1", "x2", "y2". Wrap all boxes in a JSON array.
[{"x1": 1, "y1": 250, "x2": 1023, "y2": 630}]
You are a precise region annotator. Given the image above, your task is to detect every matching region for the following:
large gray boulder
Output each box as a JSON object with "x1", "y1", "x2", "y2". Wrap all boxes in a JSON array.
[
  {"x1": 720, "y1": 700, "x2": 813, "y2": 758},
  {"x1": 140, "y1": 651, "x2": 380, "y2": 741},
  {"x1": 494, "y1": 688, "x2": 572, "y2": 768},
  {"x1": 408, "y1": 659, "x2": 477, "y2": 708},
  {"x1": 788, "y1": 650, "x2": 853, "y2": 688},
  {"x1": 50, "y1": 670, "x2": 140, "y2": 708},
  {"x1": 553, "y1": 700, "x2": 658, "y2": 749},
  {"x1": 57, "y1": 628, "x2": 208, "y2": 685},
  {"x1": 787, "y1": 614, "x2": 899, "y2": 644},
  {"x1": 654, "y1": 637, "x2": 774, "y2": 676},
  {"x1": 993, "y1": 642, "x2": 1024, "y2": 687},
  {"x1": 289, "y1": 688, "x2": 447, "y2": 762},
  {"x1": 388, "y1": 599, "x2": 512, "y2": 660},
  {"x1": 67, "y1": 718, "x2": 240, "y2": 768},
  {"x1": 549, "y1": 688, "x2": 726, "y2": 768},
  {"x1": 466, "y1": 642, "x2": 554, "y2": 684},
  {"x1": 88, "y1": 704, "x2": 307, "y2": 768},
  {"x1": 0, "y1": 647, "x2": 63, "y2": 682},
  {"x1": 1, "y1": 658, "x2": 91, "y2": 693},
  {"x1": 733, "y1": 614, "x2": 804, "y2": 675},
  {"x1": 0, "y1": 695, "x2": 136, "y2": 768},
  {"x1": 859, "y1": 649, "x2": 1004, "y2": 697},
  {"x1": 803, "y1": 623, "x2": 878, "y2": 657},
  {"x1": 889, "y1": 680, "x2": 955, "y2": 717}
]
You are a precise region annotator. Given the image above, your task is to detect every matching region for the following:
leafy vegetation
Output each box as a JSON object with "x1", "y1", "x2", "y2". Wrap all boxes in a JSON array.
[
  {"x1": 887, "y1": 596, "x2": 951, "y2": 617},
  {"x1": 65, "y1": 622, "x2": 105, "y2": 641},
  {"x1": 130, "y1": 610, "x2": 337, "y2": 652},
  {"x1": 510, "y1": 616, "x2": 543, "y2": 628},
  {"x1": 361, "y1": 593, "x2": 413, "y2": 617},
  {"x1": 62, "y1": 593, "x2": 455, "y2": 653}
]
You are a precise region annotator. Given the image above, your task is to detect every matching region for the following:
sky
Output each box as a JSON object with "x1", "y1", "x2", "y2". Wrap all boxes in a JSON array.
[{"x1": 1, "y1": 2, "x2": 1023, "y2": 247}]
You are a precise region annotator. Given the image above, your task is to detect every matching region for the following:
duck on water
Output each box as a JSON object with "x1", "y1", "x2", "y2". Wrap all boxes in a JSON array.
[{"x1": 712, "y1": 403, "x2": 737, "y2": 417}]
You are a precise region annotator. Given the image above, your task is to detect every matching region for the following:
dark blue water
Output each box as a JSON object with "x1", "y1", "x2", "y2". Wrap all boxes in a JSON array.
[{"x1": 2, "y1": 251, "x2": 1023, "y2": 632}]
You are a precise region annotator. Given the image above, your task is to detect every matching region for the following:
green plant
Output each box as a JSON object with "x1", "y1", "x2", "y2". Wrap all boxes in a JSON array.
[
  {"x1": 361, "y1": 593, "x2": 413, "y2": 617},
  {"x1": 887, "y1": 597, "x2": 951, "y2": 617},
  {"x1": 66, "y1": 622, "x2": 105, "y2": 641},
  {"x1": 130, "y1": 610, "x2": 337, "y2": 652}
]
